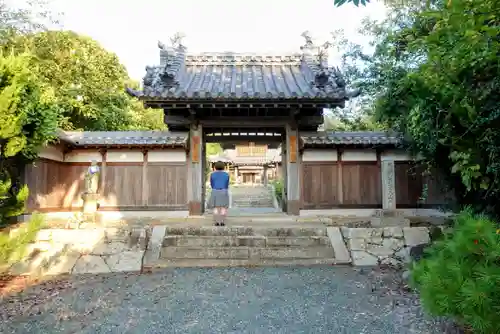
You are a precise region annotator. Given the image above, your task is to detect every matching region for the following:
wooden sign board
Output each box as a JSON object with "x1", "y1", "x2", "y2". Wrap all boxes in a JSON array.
[
  {"x1": 289, "y1": 135, "x2": 297, "y2": 163},
  {"x1": 192, "y1": 136, "x2": 200, "y2": 163}
]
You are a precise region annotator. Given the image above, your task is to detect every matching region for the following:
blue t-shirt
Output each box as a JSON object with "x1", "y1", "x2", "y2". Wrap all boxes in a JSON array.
[{"x1": 210, "y1": 171, "x2": 229, "y2": 190}]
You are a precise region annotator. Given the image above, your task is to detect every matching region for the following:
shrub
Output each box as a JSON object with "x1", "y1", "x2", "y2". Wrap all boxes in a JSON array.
[
  {"x1": 410, "y1": 208, "x2": 500, "y2": 333},
  {"x1": 0, "y1": 213, "x2": 44, "y2": 268},
  {"x1": 271, "y1": 179, "x2": 284, "y2": 200}
]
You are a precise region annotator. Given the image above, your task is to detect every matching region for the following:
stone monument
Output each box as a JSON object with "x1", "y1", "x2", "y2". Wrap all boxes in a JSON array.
[{"x1": 81, "y1": 160, "x2": 100, "y2": 222}]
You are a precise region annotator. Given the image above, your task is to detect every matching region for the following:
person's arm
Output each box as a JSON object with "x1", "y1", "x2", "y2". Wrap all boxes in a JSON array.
[
  {"x1": 210, "y1": 173, "x2": 214, "y2": 189},
  {"x1": 224, "y1": 172, "x2": 230, "y2": 189}
]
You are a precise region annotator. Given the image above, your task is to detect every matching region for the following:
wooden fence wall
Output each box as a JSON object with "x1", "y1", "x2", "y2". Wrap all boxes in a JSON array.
[
  {"x1": 302, "y1": 160, "x2": 450, "y2": 209},
  {"x1": 24, "y1": 158, "x2": 188, "y2": 212},
  {"x1": 302, "y1": 162, "x2": 381, "y2": 209}
]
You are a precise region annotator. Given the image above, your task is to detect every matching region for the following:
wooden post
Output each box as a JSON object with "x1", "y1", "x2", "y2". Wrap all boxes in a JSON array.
[
  {"x1": 188, "y1": 123, "x2": 203, "y2": 215},
  {"x1": 142, "y1": 150, "x2": 148, "y2": 206},
  {"x1": 99, "y1": 149, "x2": 107, "y2": 196},
  {"x1": 337, "y1": 149, "x2": 343, "y2": 204},
  {"x1": 285, "y1": 123, "x2": 301, "y2": 215}
]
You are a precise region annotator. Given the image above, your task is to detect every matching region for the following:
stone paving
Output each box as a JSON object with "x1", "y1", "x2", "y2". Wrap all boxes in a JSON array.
[{"x1": 0, "y1": 266, "x2": 461, "y2": 334}]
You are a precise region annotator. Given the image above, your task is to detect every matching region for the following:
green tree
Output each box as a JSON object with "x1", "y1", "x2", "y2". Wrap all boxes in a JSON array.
[
  {"x1": 339, "y1": 0, "x2": 500, "y2": 215},
  {"x1": 0, "y1": 52, "x2": 59, "y2": 225},
  {"x1": 5, "y1": 31, "x2": 162, "y2": 131}
]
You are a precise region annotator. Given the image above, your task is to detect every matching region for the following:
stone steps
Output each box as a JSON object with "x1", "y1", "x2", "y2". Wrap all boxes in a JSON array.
[
  {"x1": 163, "y1": 236, "x2": 331, "y2": 248},
  {"x1": 150, "y1": 258, "x2": 335, "y2": 269},
  {"x1": 146, "y1": 226, "x2": 338, "y2": 269},
  {"x1": 162, "y1": 246, "x2": 334, "y2": 260}
]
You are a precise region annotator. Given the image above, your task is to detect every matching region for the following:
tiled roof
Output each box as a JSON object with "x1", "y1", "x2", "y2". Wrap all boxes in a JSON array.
[
  {"x1": 126, "y1": 40, "x2": 359, "y2": 102},
  {"x1": 301, "y1": 131, "x2": 401, "y2": 146},
  {"x1": 209, "y1": 148, "x2": 282, "y2": 164},
  {"x1": 58, "y1": 131, "x2": 188, "y2": 147}
]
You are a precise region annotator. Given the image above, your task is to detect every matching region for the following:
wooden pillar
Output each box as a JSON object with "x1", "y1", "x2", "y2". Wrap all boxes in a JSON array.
[
  {"x1": 99, "y1": 149, "x2": 107, "y2": 196},
  {"x1": 337, "y1": 149, "x2": 343, "y2": 204},
  {"x1": 142, "y1": 150, "x2": 148, "y2": 206},
  {"x1": 188, "y1": 123, "x2": 203, "y2": 215},
  {"x1": 285, "y1": 123, "x2": 301, "y2": 215},
  {"x1": 263, "y1": 165, "x2": 268, "y2": 186}
]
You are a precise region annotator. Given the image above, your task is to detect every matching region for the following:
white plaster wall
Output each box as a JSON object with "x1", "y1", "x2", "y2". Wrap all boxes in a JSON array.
[
  {"x1": 64, "y1": 150, "x2": 102, "y2": 163},
  {"x1": 106, "y1": 150, "x2": 143, "y2": 163},
  {"x1": 148, "y1": 150, "x2": 187, "y2": 163},
  {"x1": 38, "y1": 145, "x2": 64, "y2": 162},
  {"x1": 342, "y1": 149, "x2": 377, "y2": 161},
  {"x1": 302, "y1": 149, "x2": 338, "y2": 162},
  {"x1": 381, "y1": 150, "x2": 413, "y2": 161}
]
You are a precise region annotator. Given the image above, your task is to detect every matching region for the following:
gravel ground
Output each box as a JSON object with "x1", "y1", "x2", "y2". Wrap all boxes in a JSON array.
[{"x1": 0, "y1": 266, "x2": 462, "y2": 334}]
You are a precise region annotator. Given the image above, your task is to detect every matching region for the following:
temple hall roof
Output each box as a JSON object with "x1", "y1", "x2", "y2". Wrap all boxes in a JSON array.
[{"x1": 126, "y1": 34, "x2": 359, "y2": 104}]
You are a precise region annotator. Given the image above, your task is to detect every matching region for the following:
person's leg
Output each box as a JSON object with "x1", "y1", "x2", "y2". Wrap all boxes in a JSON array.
[
  {"x1": 219, "y1": 207, "x2": 227, "y2": 226},
  {"x1": 213, "y1": 207, "x2": 220, "y2": 226}
]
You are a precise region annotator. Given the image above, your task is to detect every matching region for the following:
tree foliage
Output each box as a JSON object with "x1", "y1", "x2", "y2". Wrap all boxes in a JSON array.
[
  {"x1": 0, "y1": 53, "x2": 59, "y2": 224},
  {"x1": 5, "y1": 30, "x2": 163, "y2": 131},
  {"x1": 0, "y1": 1, "x2": 164, "y2": 225},
  {"x1": 344, "y1": 0, "x2": 500, "y2": 216}
]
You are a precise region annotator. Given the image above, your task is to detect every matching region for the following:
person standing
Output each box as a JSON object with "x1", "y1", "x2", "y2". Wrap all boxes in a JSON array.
[{"x1": 208, "y1": 161, "x2": 230, "y2": 226}]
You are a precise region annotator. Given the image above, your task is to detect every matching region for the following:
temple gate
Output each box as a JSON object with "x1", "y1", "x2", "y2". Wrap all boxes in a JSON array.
[{"x1": 127, "y1": 33, "x2": 359, "y2": 215}]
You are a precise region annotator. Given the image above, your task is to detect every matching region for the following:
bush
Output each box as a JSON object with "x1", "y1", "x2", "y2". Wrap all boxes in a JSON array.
[
  {"x1": 410, "y1": 208, "x2": 500, "y2": 333},
  {"x1": 271, "y1": 179, "x2": 284, "y2": 200},
  {"x1": 0, "y1": 213, "x2": 44, "y2": 268}
]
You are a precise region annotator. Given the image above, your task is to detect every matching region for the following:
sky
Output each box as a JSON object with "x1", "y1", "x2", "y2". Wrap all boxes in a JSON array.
[{"x1": 15, "y1": 0, "x2": 388, "y2": 81}]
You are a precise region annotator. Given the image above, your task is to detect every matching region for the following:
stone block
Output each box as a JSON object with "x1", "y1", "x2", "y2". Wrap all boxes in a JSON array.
[
  {"x1": 372, "y1": 209, "x2": 406, "y2": 218},
  {"x1": 351, "y1": 251, "x2": 378, "y2": 266},
  {"x1": 254, "y1": 247, "x2": 334, "y2": 259},
  {"x1": 382, "y1": 227, "x2": 404, "y2": 238},
  {"x1": 326, "y1": 227, "x2": 351, "y2": 263},
  {"x1": 371, "y1": 217, "x2": 410, "y2": 227},
  {"x1": 237, "y1": 236, "x2": 267, "y2": 247},
  {"x1": 265, "y1": 236, "x2": 329, "y2": 247},
  {"x1": 348, "y1": 238, "x2": 367, "y2": 251},
  {"x1": 382, "y1": 238, "x2": 405, "y2": 251},
  {"x1": 403, "y1": 227, "x2": 430, "y2": 246},
  {"x1": 161, "y1": 247, "x2": 250, "y2": 259},
  {"x1": 9, "y1": 245, "x2": 74, "y2": 276},
  {"x1": 341, "y1": 227, "x2": 382, "y2": 240},
  {"x1": 90, "y1": 242, "x2": 129, "y2": 255},
  {"x1": 105, "y1": 227, "x2": 132, "y2": 243},
  {"x1": 257, "y1": 227, "x2": 326, "y2": 237},
  {"x1": 105, "y1": 251, "x2": 143, "y2": 272},
  {"x1": 72, "y1": 255, "x2": 111, "y2": 274},
  {"x1": 394, "y1": 246, "x2": 411, "y2": 263}
]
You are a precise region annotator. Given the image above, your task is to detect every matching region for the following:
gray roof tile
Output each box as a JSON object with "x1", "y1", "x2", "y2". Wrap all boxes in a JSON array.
[
  {"x1": 301, "y1": 131, "x2": 401, "y2": 146},
  {"x1": 59, "y1": 131, "x2": 188, "y2": 147},
  {"x1": 127, "y1": 47, "x2": 357, "y2": 102}
]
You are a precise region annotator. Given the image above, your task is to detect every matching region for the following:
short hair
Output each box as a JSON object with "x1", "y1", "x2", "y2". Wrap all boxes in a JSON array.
[{"x1": 214, "y1": 161, "x2": 225, "y2": 170}]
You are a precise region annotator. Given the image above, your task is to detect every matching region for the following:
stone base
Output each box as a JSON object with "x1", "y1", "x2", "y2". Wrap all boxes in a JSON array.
[
  {"x1": 82, "y1": 192, "x2": 99, "y2": 214},
  {"x1": 188, "y1": 201, "x2": 202, "y2": 216},
  {"x1": 286, "y1": 200, "x2": 301, "y2": 215}
]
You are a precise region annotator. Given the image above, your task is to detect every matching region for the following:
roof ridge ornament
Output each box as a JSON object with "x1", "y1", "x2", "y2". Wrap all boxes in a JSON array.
[{"x1": 150, "y1": 33, "x2": 187, "y2": 90}]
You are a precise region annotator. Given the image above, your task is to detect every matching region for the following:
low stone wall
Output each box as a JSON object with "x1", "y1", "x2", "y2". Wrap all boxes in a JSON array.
[
  {"x1": 3, "y1": 225, "x2": 440, "y2": 277},
  {"x1": 340, "y1": 227, "x2": 431, "y2": 266},
  {"x1": 8, "y1": 227, "x2": 147, "y2": 276}
]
